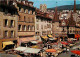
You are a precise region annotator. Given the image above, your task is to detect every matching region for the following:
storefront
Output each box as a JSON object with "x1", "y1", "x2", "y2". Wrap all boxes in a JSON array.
[
  {"x1": 19, "y1": 37, "x2": 36, "y2": 47},
  {"x1": 2, "y1": 41, "x2": 14, "y2": 50},
  {"x1": 0, "y1": 38, "x2": 18, "y2": 50}
]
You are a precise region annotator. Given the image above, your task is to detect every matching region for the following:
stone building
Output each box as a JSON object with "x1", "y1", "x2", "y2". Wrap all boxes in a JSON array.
[
  {"x1": 52, "y1": 0, "x2": 80, "y2": 38},
  {"x1": 52, "y1": 6, "x2": 61, "y2": 38},
  {"x1": 14, "y1": 1, "x2": 36, "y2": 45},
  {"x1": 35, "y1": 9, "x2": 52, "y2": 41},
  {"x1": 0, "y1": 1, "x2": 18, "y2": 50},
  {"x1": 67, "y1": 11, "x2": 76, "y2": 38},
  {"x1": 40, "y1": 4, "x2": 47, "y2": 12}
]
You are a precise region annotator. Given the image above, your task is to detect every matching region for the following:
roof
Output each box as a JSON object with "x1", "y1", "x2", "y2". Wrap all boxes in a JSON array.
[
  {"x1": 17, "y1": 1, "x2": 36, "y2": 11},
  {"x1": 52, "y1": 7, "x2": 59, "y2": 22},
  {"x1": 59, "y1": 19, "x2": 68, "y2": 27},
  {"x1": 0, "y1": 4, "x2": 18, "y2": 15},
  {"x1": 36, "y1": 9, "x2": 52, "y2": 20},
  {"x1": 68, "y1": 11, "x2": 76, "y2": 27}
]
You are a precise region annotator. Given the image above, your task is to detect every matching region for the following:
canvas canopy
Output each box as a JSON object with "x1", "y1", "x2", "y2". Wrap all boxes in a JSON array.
[
  {"x1": 3, "y1": 41, "x2": 14, "y2": 49},
  {"x1": 31, "y1": 41, "x2": 38, "y2": 44},
  {"x1": 24, "y1": 48, "x2": 41, "y2": 54},
  {"x1": 48, "y1": 35, "x2": 53, "y2": 38},
  {"x1": 42, "y1": 36, "x2": 48, "y2": 39},
  {"x1": 14, "y1": 47, "x2": 41, "y2": 54},
  {"x1": 14, "y1": 47, "x2": 27, "y2": 51}
]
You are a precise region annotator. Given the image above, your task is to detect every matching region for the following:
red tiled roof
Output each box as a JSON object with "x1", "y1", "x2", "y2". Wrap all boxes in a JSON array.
[{"x1": 36, "y1": 9, "x2": 52, "y2": 20}]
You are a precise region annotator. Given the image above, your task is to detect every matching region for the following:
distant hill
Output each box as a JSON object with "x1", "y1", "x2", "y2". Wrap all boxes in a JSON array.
[{"x1": 48, "y1": 4, "x2": 80, "y2": 11}]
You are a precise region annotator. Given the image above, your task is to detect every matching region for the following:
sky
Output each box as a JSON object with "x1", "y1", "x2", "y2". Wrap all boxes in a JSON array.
[{"x1": 29, "y1": 0, "x2": 80, "y2": 8}]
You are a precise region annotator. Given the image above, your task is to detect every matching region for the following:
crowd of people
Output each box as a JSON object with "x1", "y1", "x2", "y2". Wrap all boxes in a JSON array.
[{"x1": 4, "y1": 37, "x2": 79, "y2": 57}]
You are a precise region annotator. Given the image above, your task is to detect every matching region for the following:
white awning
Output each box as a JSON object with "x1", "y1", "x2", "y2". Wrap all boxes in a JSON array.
[
  {"x1": 73, "y1": 45, "x2": 80, "y2": 49},
  {"x1": 24, "y1": 48, "x2": 41, "y2": 54},
  {"x1": 49, "y1": 38, "x2": 57, "y2": 40},
  {"x1": 14, "y1": 47, "x2": 41, "y2": 54},
  {"x1": 31, "y1": 41, "x2": 38, "y2": 44},
  {"x1": 14, "y1": 47, "x2": 27, "y2": 51}
]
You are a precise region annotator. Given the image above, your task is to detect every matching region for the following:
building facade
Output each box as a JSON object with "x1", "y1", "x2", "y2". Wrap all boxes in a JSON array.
[
  {"x1": 0, "y1": 2, "x2": 18, "y2": 50},
  {"x1": 14, "y1": 1, "x2": 36, "y2": 45},
  {"x1": 40, "y1": 4, "x2": 47, "y2": 12},
  {"x1": 35, "y1": 9, "x2": 52, "y2": 41}
]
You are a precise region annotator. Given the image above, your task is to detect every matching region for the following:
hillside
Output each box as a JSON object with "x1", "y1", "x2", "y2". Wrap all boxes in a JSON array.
[{"x1": 48, "y1": 4, "x2": 80, "y2": 11}]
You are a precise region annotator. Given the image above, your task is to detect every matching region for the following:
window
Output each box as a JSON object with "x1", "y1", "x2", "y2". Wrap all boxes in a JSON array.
[
  {"x1": 28, "y1": 10, "x2": 30, "y2": 14},
  {"x1": 11, "y1": 20, "x2": 14, "y2": 27},
  {"x1": 30, "y1": 18, "x2": 32, "y2": 23},
  {"x1": 19, "y1": 15, "x2": 21, "y2": 20},
  {"x1": 33, "y1": 12, "x2": 35, "y2": 15},
  {"x1": 36, "y1": 24, "x2": 39, "y2": 30},
  {"x1": 30, "y1": 11, "x2": 32, "y2": 14},
  {"x1": 23, "y1": 25, "x2": 26, "y2": 31},
  {"x1": 36, "y1": 32, "x2": 37, "y2": 35},
  {"x1": 28, "y1": 17, "x2": 30, "y2": 23},
  {"x1": 4, "y1": 31, "x2": 8, "y2": 38},
  {"x1": 36, "y1": 32, "x2": 39, "y2": 35},
  {"x1": 18, "y1": 25, "x2": 21, "y2": 31},
  {"x1": 32, "y1": 18, "x2": 34, "y2": 23},
  {"x1": 5, "y1": 19, "x2": 8, "y2": 27},
  {"x1": 20, "y1": 8, "x2": 24, "y2": 12},
  {"x1": 36, "y1": 19, "x2": 39, "y2": 22},
  {"x1": 70, "y1": 30, "x2": 72, "y2": 33},
  {"x1": 32, "y1": 25, "x2": 34, "y2": 31},
  {"x1": 11, "y1": 31, "x2": 14, "y2": 38},
  {"x1": 24, "y1": 16, "x2": 26, "y2": 21},
  {"x1": 41, "y1": 25, "x2": 43, "y2": 29},
  {"x1": 62, "y1": 21, "x2": 66, "y2": 26},
  {"x1": 25, "y1": 10, "x2": 26, "y2": 13},
  {"x1": 28, "y1": 25, "x2": 30, "y2": 31}
]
